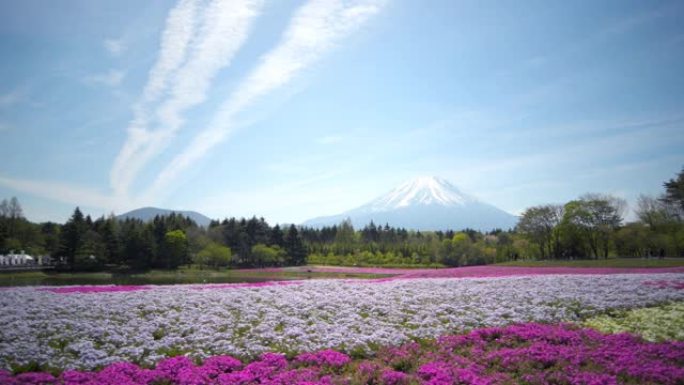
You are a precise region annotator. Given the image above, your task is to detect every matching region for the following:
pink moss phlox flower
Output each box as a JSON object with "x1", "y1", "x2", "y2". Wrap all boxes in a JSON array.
[
  {"x1": 356, "y1": 361, "x2": 380, "y2": 378},
  {"x1": 643, "y1": 279, "x2": 684, "y2": 290},
  {"x1": 270, "y1": 368, "x2": 327, "y2": 385},
  {"x1": 3, "y1": 322, "x2": 684, "y2": 385},
  {"x1": 334, "y1": 265, "x2": 684, "y2": 284},
  {"x1": 216, "y1": 370, "x2": 253, "y2": 385},
  {"x1": 200, "y1": 355, "x2": 243, "y2": 377},
  {"x1": 156, "y1": 356, "x2": 196, "y2": 380},
  {"x1": 219, "y1": 352, "x2": 288, "y2": 383},
  {"x1": 258, "y1": 353, "x2": 289, "y2": 370},
  {"x1": 89, "y1": 361, "x2": 160, "y2": 385},
  {"x1": 0, "y1": 369, "x2": 14, "y2": 382},
  {"x1": 58, "y1": 369, "x2": 94, "y2": 384},
  {"x1": 381, "y1": 342, "x2": 421, "y2": 361},
  {"x1": 295, "y1": 349, "x2": 351, "y2": 369},
  {"x1": 570, "y1": 372, "x2": 619, "y2": 385},
  {"x1": 380, "y1": 369, "x2": 409, "y2": 385},
  {"x1": 8, "y1": 372, "x2": 56, "y2": 385},
  {"x1": 417, "y1": 361, "x2": 454, "y2": 384},
  {"x1": 453, "y1": 368, "x2": 493, "y2": 385}
]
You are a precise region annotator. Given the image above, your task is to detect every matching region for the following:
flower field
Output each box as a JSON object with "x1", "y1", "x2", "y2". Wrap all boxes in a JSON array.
[
  {"x1": 1, "y1": 270, "x2": 684, "y2": 384},
  {"x1": 584, "y1": 301, "x2": 684, "y2": 342}
]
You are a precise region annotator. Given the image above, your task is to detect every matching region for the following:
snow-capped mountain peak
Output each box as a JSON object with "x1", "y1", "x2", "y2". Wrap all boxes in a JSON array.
[
  {"x1": 302, "y1": 176, "x2": 518, "y2": 231},
  {"x1": 364, "y1": 176, "x2": 476, "y2": 212}
]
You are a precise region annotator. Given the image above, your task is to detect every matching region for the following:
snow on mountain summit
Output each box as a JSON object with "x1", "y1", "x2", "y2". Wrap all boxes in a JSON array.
[
  {"x1": 302, "y1": 176, "x2": 518, "y2": 231},
  {"x1": 363, "y1": 176, "x2": 476, "y2": 212}
]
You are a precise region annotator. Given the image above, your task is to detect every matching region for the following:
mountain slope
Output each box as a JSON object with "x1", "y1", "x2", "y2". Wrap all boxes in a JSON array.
[
  {"x1": 303, "y1": 176, "x2": 518, "y2": 231},
  {"x1": 117, "y1": 207, "x2": 212, "y2": 227}
]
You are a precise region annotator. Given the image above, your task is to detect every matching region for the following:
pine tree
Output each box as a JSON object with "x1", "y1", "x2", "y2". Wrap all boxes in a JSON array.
[
  {"x1": 270, "y1": 224, "x2": 285, "y2": 248},
  {"x1": 284, "y1": 225, "x2": 307, "y2": 266},
  {"x1": 59, "y1": 207, "x2": 87, "y2": 269}
]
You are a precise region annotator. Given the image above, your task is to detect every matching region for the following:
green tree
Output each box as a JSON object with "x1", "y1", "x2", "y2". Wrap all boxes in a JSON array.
[
  {"x1": 100, "y1": 216, "x2": 122, "y2": 265},
  {"x1": 58, "y1": 207, "x2": 87, "y2": 268},
  {"x1": 614, "y1": 223, "x2": 651, "y2": 258},
  {"x1": 7, "y1": 197, "x2": 23, "y2": 219},
  {"x1": 121, "y1": 221, "x2": 156, "y2": 270},
  {"x1": 270, "y1": 225, "x2": 285, "y2": 248},
  {"x1": 516, "y1": 204, "x2": 564, "y2": 259},
  {"x1": 334, "y1": 219, "x2": 356, "y2": 255},
  {"x1": 284, "y1": 225, "x2": 307, "y2": 265},
  {"x1": 563, "y1": 194, "x2": 626, "y2": 258},
  {"x1": 197, "y1": 242, "x2": 232, "y2": 269},
  {"x1": 251, "y1": 243, "x2": 286, "y2": 267},
  {"x1": 438, "y1": 232, "x2": 472, "y2": 266},
  {"x1": 162, "y1": 230, "x2": 189, "y2": 269},
  {"x1": 636, "y1": 195, "x2": 675, "y2": 229},
  {"x1": 40, "y1": 222, "x2": 61, "y2": 257},
  {"x1": 74, "y1": 230, "x2": 106, "y2": 271},
  {"x1": 663, "y1": 166, "x2": 684, "y2": 211}
]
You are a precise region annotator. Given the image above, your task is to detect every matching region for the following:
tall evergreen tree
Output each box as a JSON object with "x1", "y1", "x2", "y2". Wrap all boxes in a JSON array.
[
  {"x1": 270, "y1": 224, "x2": 285, "y2": 248},
  {"x1": 58, "y1": 207, "x2": 87, "y2": 268},
  {"x1": 284, "y1": 225, "x2": 307, "y2": 266},
  {"x1": 663, "y1": 167, "x2": 684, "y2": 211}
]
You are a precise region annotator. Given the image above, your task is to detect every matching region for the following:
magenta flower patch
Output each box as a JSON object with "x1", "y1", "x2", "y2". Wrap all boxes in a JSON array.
[{"x1": 3, "y1": 323, "x2": 684, "y2": 384}]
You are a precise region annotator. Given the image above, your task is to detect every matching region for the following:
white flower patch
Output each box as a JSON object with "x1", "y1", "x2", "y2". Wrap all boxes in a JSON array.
[{"x1": 1, "y1": 274, "x2": 683, "y2": 370}]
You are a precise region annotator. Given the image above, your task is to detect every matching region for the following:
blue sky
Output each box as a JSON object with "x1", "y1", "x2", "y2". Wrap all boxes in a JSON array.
[{"x1": 1, "y1": 0, "x2": 683, "y2": 224}]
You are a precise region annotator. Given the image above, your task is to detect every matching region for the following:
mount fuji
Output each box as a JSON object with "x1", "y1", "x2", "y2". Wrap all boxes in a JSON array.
[{"x1": 302, "y1": 176, "x2": 518, "y2": 231}]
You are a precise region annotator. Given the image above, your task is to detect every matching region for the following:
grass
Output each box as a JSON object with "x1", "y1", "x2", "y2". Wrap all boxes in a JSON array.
[{"x1": 496, "y1": 258, "x2": 684, "y2": 268}]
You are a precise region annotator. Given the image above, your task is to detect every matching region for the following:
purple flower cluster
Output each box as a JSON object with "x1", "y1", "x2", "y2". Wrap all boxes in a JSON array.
[
  {"x1": 356, "y1": 323, "x2": 684, "y2": 385},
  {"x1": 643, "y1": 279, "x2": 684, "y2": 290},
  {"x1": 305, "y1": 265, "x2": 684, "y2": 280},
  {"x1": 294, "y1": 349, "x2": 351, "y2": 368},
  {"x1": 3, "y1": 323, "x2": 683, "y2": 385},
  {"x1": 0, "y1": 353, "x2": 316, "y2": 385}
]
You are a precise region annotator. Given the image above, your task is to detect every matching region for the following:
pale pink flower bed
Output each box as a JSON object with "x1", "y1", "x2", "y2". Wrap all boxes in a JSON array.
[{"x1": 303, "y1": 264, "x2": 684, "y2": 279}]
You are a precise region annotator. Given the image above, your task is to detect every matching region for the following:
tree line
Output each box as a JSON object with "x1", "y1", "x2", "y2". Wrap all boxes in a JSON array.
[
  {"x1": 515, "y1": 169, "x2": 683, "y2": 260},
  {"x1": 0, "y1": 203, "x2": 308, "y2": 271},
  {"x1": 1, "y1": 167, "x2": 682, "y2": 270}
]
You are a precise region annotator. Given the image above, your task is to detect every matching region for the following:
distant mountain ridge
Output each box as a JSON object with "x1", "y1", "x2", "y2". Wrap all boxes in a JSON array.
[
  {"x1": 117, "y1": 207, "x2": 212, "y2": 227},
  {"x1": 302, "y1": 176, "x2": 518, "y2": 231}
]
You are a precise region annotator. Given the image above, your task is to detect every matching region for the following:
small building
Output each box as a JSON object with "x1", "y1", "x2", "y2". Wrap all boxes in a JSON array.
[{"x1": 0, "y1": 250, "x2": 48, "y2": 266}]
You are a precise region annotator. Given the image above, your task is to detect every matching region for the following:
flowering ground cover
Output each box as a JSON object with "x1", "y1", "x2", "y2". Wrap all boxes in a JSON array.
[
  {"x1": 286, "y1": 264, "x2": 684, "y2": 279},
  {"x1": 2, "y1": 273, "x2": 684, "y2": 373},
  {"x1": 1, "y1": 323, "x2": 683, "y2": 385},
  {"x1": 584, "y1": 301, "x2": 684, "y2": 342}
]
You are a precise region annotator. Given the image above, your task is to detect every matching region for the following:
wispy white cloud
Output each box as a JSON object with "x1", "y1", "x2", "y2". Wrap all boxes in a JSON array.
[
  {"x1": 110, "y1": 0, "x2": 264, "y2": 200},
  {"x1": 0, "y1": 175, "x2": 119, "y2": 211},
  {"x1": 144, "y1": 0, "x2": 388, "y2": 200},
  {"x1": 141, "y1": 0, "x2": 200, "y2": 105},
  {"x1": 104, "y1": 38, "x2": 126, "y2": 57},
  {"x1": 109, "y1": 0, "x2": 200, "y2": 199},
  {"x1": 83, "y1": 69, "x2": 126, "y2": 87},
  {"x1": 3, "y1": 0, "x2": 387, "y2": 216}
]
